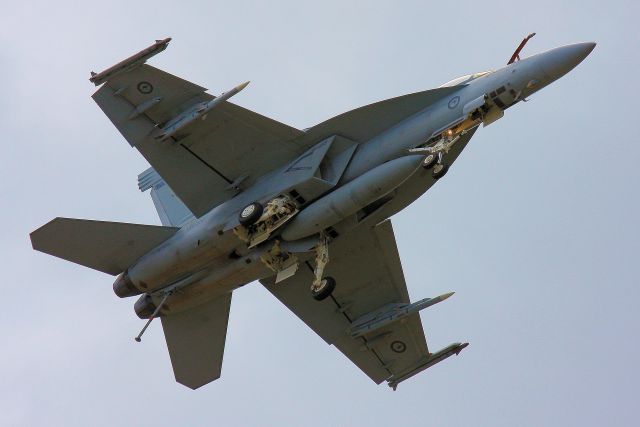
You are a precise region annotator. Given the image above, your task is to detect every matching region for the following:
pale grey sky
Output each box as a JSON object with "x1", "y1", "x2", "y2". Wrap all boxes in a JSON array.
[{"x1": 2, "y1": 1, "x2": 638, "y2": 426}]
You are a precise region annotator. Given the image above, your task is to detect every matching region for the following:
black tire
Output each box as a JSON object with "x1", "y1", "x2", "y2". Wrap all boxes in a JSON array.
[
  {"x1": 312, "y1": 277, "x2": 336, "y2": 301},
  {"x1": 422, "y1": 153, "x2": 438, "y2": 170},
  {"x1": 432, "y1": 164, "x2": 449, "y2": 180},
  {"x1": 238, "y1": 202, "x2": 263, "y2": 226}
]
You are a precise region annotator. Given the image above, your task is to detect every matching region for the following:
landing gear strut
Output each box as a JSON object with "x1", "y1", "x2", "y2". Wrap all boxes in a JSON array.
[{"x1": 311, "y1": 232, "x2": 335, "y2": 301}]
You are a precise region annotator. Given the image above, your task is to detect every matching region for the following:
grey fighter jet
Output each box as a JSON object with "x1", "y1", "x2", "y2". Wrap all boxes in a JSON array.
[{"x1": 30, "y1": 35, "x2": 595, "y2": 390}]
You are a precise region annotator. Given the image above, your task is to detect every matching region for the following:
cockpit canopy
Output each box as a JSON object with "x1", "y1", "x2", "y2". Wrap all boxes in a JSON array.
[{"x1": 439, "y1": 71, "x2": 492, "y2": 88}]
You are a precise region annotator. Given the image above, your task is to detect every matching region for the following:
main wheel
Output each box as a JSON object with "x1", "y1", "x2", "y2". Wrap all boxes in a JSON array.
[
  {"x1": 422, "y1": 153, "x2": 438, "y2": 170},
  {"x1": 432, "y1": 164, "x2": 449, "y2": 180},
  {"x1": 312, "y1": 277, "x2": 336, "y2": 301},
  {"x1": 239, "y1": 202, "x2": 263, "y2": 226}
]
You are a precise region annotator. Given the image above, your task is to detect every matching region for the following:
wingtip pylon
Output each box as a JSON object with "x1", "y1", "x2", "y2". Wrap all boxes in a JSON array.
[{"x1": 89, "y1": 37, "x2": 172, "y2": 86}]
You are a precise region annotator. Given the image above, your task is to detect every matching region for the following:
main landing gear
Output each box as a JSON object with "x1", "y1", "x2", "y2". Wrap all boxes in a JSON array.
[
  {"x1": 236, "y1": 196, "x2": 299, "y2": 248},
  {"x1": 238, "y1": 201, "x2": 264, "y2": 226},
  {"x1": 311, "y1": 232, "x2": 336, "y2": 301},
  {"x1": 239, "y1": 198, "x2": 335, "y2": 301},
  {"x1": 312, "y1": 277, "x2": 336, "y2": 301}
]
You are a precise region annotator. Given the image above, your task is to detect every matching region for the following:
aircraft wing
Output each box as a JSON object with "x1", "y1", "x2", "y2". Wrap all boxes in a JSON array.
[
  {"x1": 261, "y1": 220, "x2": 465, "y2": 389},
  {"x1": 91, "y1": 41, "x2": 466, "y2": 218},
  {"x1": 92, "y1": 63, "x2": 304, "y2": 217}
]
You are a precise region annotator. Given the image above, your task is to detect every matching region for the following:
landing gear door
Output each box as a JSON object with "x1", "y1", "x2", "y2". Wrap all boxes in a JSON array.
[
  {"x1": 462, "y1": 95, "x2": 487, "y2": 116},
  {"x1": 483, "y1": 87, "x2": 510, "y2": 127},
  {"x1": 483, "y1": 106, "x2": 504, "y2": 127}
]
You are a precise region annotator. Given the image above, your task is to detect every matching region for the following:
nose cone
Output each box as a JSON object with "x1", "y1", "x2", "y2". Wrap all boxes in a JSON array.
[{"x1": 538, "y1": 42, "x2": 596, "y2": 81}]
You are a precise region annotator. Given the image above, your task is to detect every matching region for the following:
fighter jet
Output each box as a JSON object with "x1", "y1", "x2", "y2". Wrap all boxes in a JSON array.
[{"x1": 30, "y1": 35, "x2": 595, "y2": 390}]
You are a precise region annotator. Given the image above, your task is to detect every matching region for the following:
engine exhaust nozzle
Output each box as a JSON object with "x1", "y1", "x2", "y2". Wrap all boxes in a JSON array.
[{"x1": 113, "y1": 272, "x2": 141, "y2": 298}]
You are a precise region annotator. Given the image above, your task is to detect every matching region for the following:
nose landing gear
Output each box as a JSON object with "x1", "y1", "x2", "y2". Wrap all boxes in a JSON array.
[
  {"x1": 421, "y1": 151, "x2": 449, "y2": 180},
  {"x1": 422, "y1": 153, "x2": 438, "y2": 170},
  {"x1": 432, "y1": 163, "x2": 450, "y2": 180}
]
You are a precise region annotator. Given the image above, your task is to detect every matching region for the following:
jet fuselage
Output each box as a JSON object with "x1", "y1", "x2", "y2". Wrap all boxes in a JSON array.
[{"x1": 120, "y1": 42, "x2": 596, "y2": 317}]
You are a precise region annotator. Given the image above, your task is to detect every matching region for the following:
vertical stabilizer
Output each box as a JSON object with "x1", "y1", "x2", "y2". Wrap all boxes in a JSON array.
[{"x1": 138, "y1": 168, "x2": 195, "y2": 227}]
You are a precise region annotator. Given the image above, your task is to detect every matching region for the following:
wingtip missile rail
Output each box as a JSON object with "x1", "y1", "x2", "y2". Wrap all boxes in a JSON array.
[
  {"x1": 387, "y1": 342, "x2": 469, "y2": 391},
  {"x1": 89, "y1": 37, "x2": 172, "y2": 86}
]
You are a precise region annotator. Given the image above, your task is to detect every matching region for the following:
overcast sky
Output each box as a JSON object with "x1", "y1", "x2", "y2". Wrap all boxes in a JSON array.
[{"x1": 2, "y1": 1, "x2": 638, "y2": 426}]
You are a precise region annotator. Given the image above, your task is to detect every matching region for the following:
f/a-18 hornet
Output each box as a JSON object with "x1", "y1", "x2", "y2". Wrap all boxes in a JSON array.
[{"x1": 31, "y1": 34, "x2": 595, "y2": 390}]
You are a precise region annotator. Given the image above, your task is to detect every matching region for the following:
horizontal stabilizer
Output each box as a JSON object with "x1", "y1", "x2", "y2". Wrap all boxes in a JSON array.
[
  {"x1": 161, "y1": 293, "x2": 232, "y2": 389},
  {"x1": 30, "y1": 218, "x2": 178, "y2": 275}
]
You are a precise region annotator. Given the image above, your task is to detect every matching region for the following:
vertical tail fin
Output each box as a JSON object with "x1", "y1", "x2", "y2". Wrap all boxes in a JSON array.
[{"x1": 138, "y1": 168, "x2": 195, "y2": 227}]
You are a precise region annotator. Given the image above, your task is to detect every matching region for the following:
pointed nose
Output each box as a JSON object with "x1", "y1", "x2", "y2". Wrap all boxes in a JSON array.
[{"x1": 538, "y1": 42, "x2": 596, "y2": 81}]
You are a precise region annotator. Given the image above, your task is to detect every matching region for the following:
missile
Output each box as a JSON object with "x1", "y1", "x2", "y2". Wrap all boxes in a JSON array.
[
  {"x1": 89, "y1": 38, "x2": 171, "y2": 86},
  {"x1": 349, "y1": 292, "x2": 454, "y2": 338},
  {"x1": 156, "y1": 81, "x2": 250, "y2": 141},
  {"x1": 281, "y1": 155, "x2": 424, "y2": 241}
]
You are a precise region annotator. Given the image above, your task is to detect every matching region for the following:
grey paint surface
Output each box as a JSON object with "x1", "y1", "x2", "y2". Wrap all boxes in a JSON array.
[{"x1": 2, "y1": 1, "x2": 638, "y2": 426}]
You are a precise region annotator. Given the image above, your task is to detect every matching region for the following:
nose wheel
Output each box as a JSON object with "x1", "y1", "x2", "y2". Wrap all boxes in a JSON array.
[
  {"x1": 432, "y1": 164, "x2": 449, "y2": 179},
  {"x1": 422, "y1": 153, "x2": 438, "y2": 170},
  {"x1": 422, "y1": 152, "x2": 449, "y2": 180}
]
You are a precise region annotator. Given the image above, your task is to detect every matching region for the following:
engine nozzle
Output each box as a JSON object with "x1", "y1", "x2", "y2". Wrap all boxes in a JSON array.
[
  {"x1": 113, "y1": 272, "x2": 141, "y2": 298},
  {"x1": 134, "y1": 294, "x2": 157, "y2": 319}
]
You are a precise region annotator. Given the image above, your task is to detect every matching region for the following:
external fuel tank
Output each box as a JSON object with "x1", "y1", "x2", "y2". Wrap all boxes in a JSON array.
[{"x1": 281, "y1": 155, "x2": 423, "y2": 241}]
